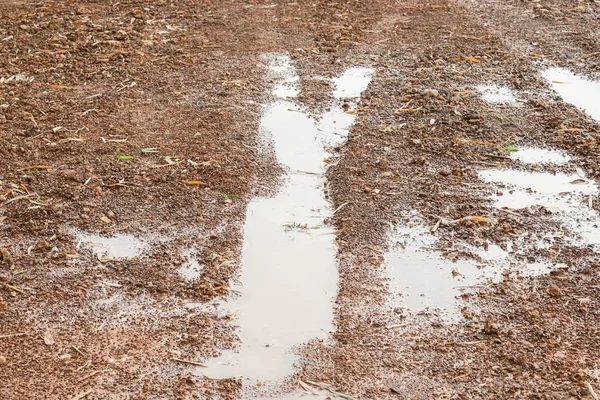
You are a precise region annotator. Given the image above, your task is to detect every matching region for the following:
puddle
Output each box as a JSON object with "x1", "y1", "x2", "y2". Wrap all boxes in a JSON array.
[
  {"x1": 510, "y1": 147, "x2": 571, "y2": 165},
  {"x1": 332, "y1": 67, "x2": 375, "y2": 99},
  {"x1": 479, "y1": 169, "x2": 597, "y2": 209},
  {"x1": 479, "y1": 169, "x2": 600, "y2": 245},
  {"x1": 76, "y1": 232, "x2": 146, "y2": 259},
  {"x1": 542, "y1": 67, "x2": 600, "y2": 121},
  {"x1": 202, "y1": 55, "x2": 373, "y2": 393},
  {"x1": 178, "y1": 251, "x2": 203, "y2": 281},
  {"x1": 385, "y1": 227, "x2": 484, "y2": 318},
  {"x1": 384, "y1": 220, "x2": 558, "y2": 319},
  {"x1": 477, "y1": 84, "x2": 518, "y2": 104}
]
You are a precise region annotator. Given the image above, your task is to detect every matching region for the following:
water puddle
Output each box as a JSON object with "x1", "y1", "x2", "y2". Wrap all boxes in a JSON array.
[
  {"x1": 202, "y1": 55, "x2": 373, "y2": 395},
  {"x1": 76, "y1": 232, "x2": 146, "y2": 259},
  {"x1": 477, "y1": 84, "x2": 518, "y2": 104},
  {"x1": 384, "y1": 221, "x2": 556, "y2": 318},
  {"x1": 510, "y1": 147, "x2": 571, "y2": 165},
  {"x1": 542, "y1": 67, "x2": 600, "y2": 121},
  {"x1": 479, "y1": 169, "x2": 600, "y2": 245},
  {"x1": 385, "y1": 225, "x2": 485, "y2": 318},
  {"x1": 178, "y1": 250, "x2": 203, "y2": 281}
]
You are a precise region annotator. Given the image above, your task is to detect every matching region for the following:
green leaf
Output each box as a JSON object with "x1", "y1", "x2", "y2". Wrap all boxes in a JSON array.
[
  {"x1": 499, "y1": 146, "x2": 518, "y2": 152},
  {"x1": 141, "y1": 148, "x2": 159, "y2": 153},
  {"x1": 223, "y1": 194, "x2": 238, "y2": 200},
  {"x1": 496, "y1": 114, "x2": 505, "y2": 120},
  {"x1": 116, "y1": 155, "x2": 133, "y2": 161}
]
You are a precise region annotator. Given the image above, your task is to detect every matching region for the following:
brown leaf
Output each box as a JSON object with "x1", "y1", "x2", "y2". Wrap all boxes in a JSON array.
[
  {"x1": 183, "y1": 180, "x2": 205, "y2": 186},
  {"x1": 43, "y1": 330, "x2": 55, "y2": 346}
]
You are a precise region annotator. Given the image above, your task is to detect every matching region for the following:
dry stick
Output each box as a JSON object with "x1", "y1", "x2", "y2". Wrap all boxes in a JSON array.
[
  {"x1": 72, "y1": 346, "x2": 86, "y2": 357},
  {"x1": 172, "y1": 358, "x2": 207, "y2": 367},
  {"x1": 0, "y1": 332, "x2": 28, "y2": 340},
  {"x1": 586, "y1": 382, "x2": 599, "y2": 400},
  {"x1": 4, "y1": 284, "x2": 27, "y2": 294},
  {"x1": 332, "y1": 201, "x2": 350, "y2": 215},
  {"x1": 484, "y1": 153, "x2": 512, "y2": 160},
  {"x1": 77, "y1": 370, "x2": 106, "y2": 383}
]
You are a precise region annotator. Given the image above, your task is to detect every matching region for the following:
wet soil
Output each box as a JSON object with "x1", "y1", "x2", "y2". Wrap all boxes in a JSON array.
[{"x1": 2, "y1": 0, "x2": 600, "y2": 399}]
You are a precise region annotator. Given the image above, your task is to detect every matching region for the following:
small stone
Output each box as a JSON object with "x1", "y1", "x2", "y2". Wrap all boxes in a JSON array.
[
  {"x1": 0, "y1": 355, "x2": 6, "y2": 364},
  {"x1": 548, "y1": 283, "x2": 562, "y2": 297},
  {"x1": 423, "y1": 89, "x2": 439, "y2": 98},
  {"x1": 0, "y1": 248, "x2": 10, "y2": 263}
]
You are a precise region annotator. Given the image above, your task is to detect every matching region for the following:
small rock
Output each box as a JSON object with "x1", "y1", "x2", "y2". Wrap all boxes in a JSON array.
[
  {"x1": 422, "y1": 88, "x2": 439, "y2": 98},
  {"x1": 439, "y1": 169, "x2": 451, "y2": 177},
  {"x1": 0, "y1": 248, "x2": 10, "y2": 263},
  {"x1": 0, "y1": 355, "x2": 6, "y2": 364},
  {"x1": 548, "y1": 283, "x2": 562, "y2": 297},
  {"x1": 483, "y1": 319, "x2": 499, "y2": 335}
]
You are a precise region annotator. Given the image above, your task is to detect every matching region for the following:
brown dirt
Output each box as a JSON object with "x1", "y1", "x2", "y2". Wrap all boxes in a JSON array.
[{"x1": 2, "y1": 0, "x2": 600, "y2": 399}]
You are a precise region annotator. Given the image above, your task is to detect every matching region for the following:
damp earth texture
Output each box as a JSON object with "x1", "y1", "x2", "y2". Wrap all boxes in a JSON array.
[{"x1": 2, "y1": 1, "x2": 600, "y2": 400}]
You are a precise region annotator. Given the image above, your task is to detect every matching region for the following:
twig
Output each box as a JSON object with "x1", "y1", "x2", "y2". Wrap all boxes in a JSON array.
[
  {"x1": 586, "y1": 382, "x2": 599, "y2": 400},
  {"x1": 497, "y1": 208, "x2": 521, "y2": 217},
  {"x1": 0, "y1": 332, "x2": 28, "y2": 340},
  {"x1": 72, "y1": 345, "x2": 86, "y2": 357},
  {"x1": 484, "y1": 153, "x2": 512, "y2": 160},
  {"x1": 172, "y1": 358, "x2": 207, "y2": 367},
  {"x1": 4, "y1": 284, "x2": 27, "y2": 294},
  {"x1": 77, "y1": 370, "x2": 102, "y2": 383},
  {"x1": 332, "y1": 201, "x2": 350, "y2": 215}
]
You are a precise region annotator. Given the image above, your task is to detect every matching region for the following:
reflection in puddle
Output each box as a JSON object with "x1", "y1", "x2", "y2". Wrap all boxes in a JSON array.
[
  {"x1": 542, "y1": 67, "x2": 600, "y2": 121},
  {"x1": 480, "y1": 169, "x2": 600, "y2": 245},
  {"x1": 203, "y1": 55, "x2": 373, "y2": 393},
  {"x1": 510, "y1": 147, "x2": 571, "y2": 165},
  {"x1": 477, "y1": 84, "x2": 518, "y2": 104},
  {"x1": 76, "y1": 232, "x2": 146, "y2": 259}
]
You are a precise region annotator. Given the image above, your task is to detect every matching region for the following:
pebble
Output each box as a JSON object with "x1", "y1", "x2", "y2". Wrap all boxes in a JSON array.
[{"x1": 423, "y1": 88, "x2": 439, "y2": 98}]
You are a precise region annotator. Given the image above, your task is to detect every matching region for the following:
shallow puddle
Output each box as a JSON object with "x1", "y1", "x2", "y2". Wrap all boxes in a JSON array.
[
  {"x1": 477, "y1": 84, "x2": 518, "y2": 104},
  {"x1": 510, "y1": 147, "x2": 571, "y2": 165},
  {"x1": 480, "y1": 169, "x2": 600, "y2": 245},
  {"x1": 384, "y1": 219, "x2": 557, "y2": 318},
  {"x1": 385, "y1": 226, "x2": 483, "y2": 318},
  {"x1": 178, "y1": 250, "x2": 203, "y2": 281},
  {"x1": 76, "y1": 232, "x2": 146, "y2": 259},
  {"x1": 542, "y1": 67, "x2": 600, "y2": 121},
  {"x1": 202, "y1": 56, "x2": 373, "y2": 394}
]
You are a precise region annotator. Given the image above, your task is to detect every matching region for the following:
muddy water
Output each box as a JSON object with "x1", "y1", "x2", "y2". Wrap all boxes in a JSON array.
[
  {"x1": 543, "y1": 67, "x2": 600, "y2": 121},
  {"x1": 480, "y1": 169, "x2": 600, "y2": 246},
  {"x1": 76, "y1": 232, "x2": 146, "y2": 259},
  {"x1": 202, "y1": 56, "x2": 373, "y2": 395},
  {"x1": 510, "y1": 147, "x2": 571, "y2": 165}
]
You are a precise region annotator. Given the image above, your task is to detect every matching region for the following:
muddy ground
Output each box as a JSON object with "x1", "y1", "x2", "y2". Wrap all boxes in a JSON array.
[{"x1": 1, "y1": 0, "x2": 600, "y2": 399}]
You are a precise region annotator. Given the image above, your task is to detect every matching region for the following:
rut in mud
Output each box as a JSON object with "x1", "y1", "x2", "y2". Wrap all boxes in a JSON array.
[{"x1": 2, "y1": 0, "x2": 600, "y2": 399}]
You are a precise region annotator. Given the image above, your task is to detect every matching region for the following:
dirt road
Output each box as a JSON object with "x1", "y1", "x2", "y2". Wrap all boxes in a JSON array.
[{"x1": 1, "y1": 0, "x2": 600, "y2": 399}]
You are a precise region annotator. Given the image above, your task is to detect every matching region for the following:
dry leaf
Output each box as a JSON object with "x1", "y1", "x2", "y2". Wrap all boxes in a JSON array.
[
  {"x1": 470, "y1": 216, "x2": 489, "y2": 222},
  {"x1": 465, "y1": 56, "x2": 480, "y2": 63},
  {"x1": 43, "y1": 330, "x2": 55, "y2": 346},
  {"x1": 183, "y1": 180, "x2": 205, "y2": 186}
]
